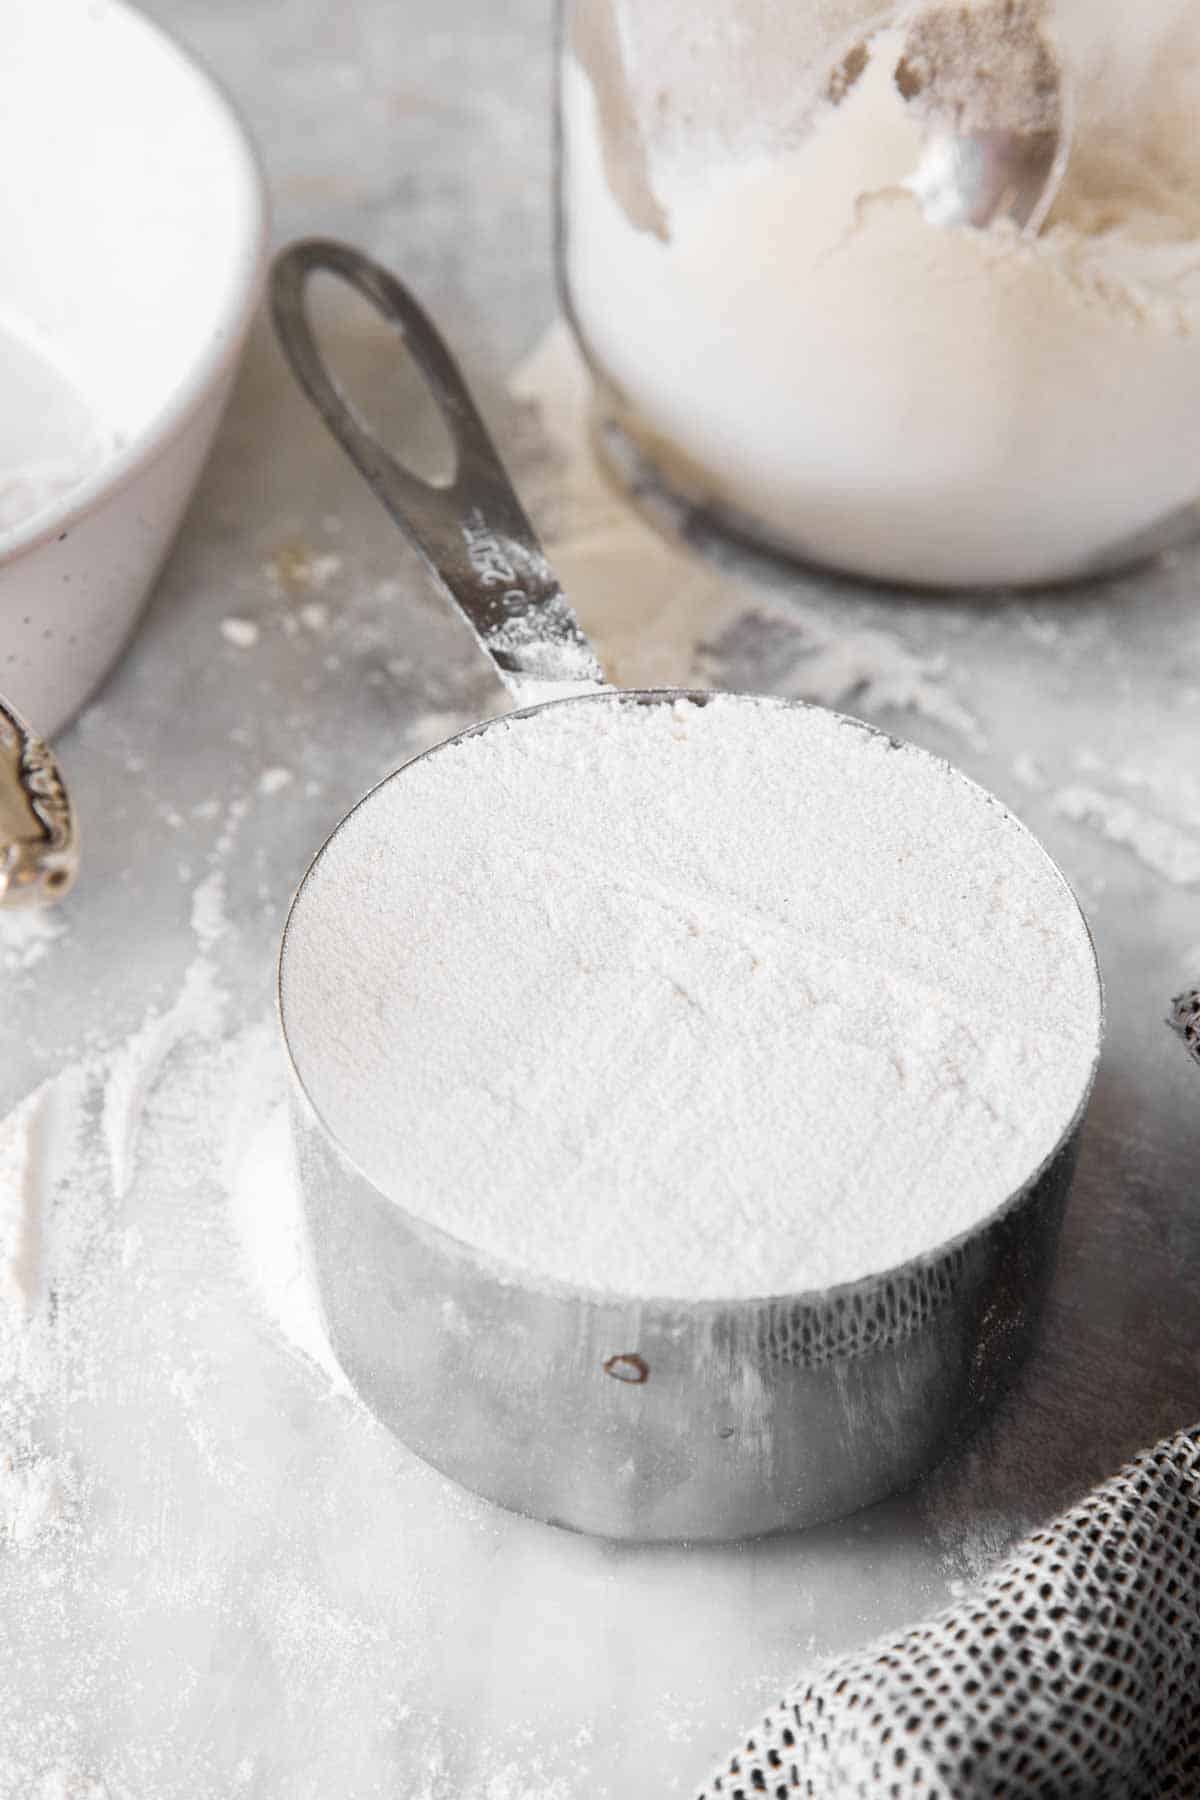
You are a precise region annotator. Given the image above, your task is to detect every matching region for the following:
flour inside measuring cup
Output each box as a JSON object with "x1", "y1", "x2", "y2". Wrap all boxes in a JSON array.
[{"x1": 284, "y1": 695, "x2": 1100, "y2": 1300}]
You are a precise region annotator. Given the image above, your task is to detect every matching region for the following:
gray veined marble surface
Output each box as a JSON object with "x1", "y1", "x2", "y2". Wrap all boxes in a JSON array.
[{"x1": 1, "y1": 2, "x2": 1199, "y2": 1795}]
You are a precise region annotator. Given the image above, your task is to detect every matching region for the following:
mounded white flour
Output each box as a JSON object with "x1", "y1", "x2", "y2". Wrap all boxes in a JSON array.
[
  {"x1": 282, "y1": 695, "x2": 1101, "y2": 1300},
  {"x1": 561, "y1": 2, "x2": 1200, "y2": 587}
]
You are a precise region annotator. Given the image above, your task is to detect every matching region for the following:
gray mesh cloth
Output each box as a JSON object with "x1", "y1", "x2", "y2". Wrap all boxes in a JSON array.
[
  {"x1": 1170, "y1": 989, "x2": 1200, "y2": 1066},
  {"x1": 701, "y1": 1427, "x2": 1200, "y2": 1799}
]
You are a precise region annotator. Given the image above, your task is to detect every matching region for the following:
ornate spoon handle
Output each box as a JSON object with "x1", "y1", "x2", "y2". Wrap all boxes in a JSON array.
[{"x1": 0, "y1": 694, "x2": 78, "y2": 908}]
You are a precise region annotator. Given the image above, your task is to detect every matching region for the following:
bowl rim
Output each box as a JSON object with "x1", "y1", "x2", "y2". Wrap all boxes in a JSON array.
[{"x1": 0, "y1": 0, "x2": 270, "y2": 567}]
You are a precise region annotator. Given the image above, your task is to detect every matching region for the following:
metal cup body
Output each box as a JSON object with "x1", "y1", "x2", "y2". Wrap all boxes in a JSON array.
[{"x1": 289, "y1": 1077, "x2": 1083, "y2": 1541}]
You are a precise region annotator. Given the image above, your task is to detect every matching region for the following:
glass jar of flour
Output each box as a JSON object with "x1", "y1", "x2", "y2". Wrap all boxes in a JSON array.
[{"x1": 556, "y1": 1, "x2": 1200, "y2": 590}]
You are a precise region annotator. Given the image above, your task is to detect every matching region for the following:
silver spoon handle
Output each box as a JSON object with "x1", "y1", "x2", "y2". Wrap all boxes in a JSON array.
[
  {"x1": 0, "y1": 693, "x2": 78, "y2": 908},
  {"x1": 270, "y1": 239, "x2": 606, "y2": 709}
]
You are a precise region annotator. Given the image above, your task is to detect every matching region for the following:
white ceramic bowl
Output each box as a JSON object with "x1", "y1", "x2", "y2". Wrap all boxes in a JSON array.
[{"x1": 0, "y1": 0, "x2": 268, "y2": 736}]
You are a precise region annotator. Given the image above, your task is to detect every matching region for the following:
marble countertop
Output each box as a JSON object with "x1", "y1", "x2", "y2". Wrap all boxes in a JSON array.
[{"x1": 2, "y1": 2, "x2": 1199, "y2": 1794}]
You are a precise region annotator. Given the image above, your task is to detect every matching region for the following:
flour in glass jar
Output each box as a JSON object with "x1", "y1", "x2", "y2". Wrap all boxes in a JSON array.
[
  {"x1": 282, "y1": 693, "x2": 1102, "y2": 1300},
  {"x1": 561, "y1": 0, "x2": 1200, "y2": 588}
]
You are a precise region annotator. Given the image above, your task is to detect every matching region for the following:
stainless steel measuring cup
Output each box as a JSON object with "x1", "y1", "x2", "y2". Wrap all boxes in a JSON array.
[{"x1": 270, "y1": 240, "x2": 1101, "y2": 1542}]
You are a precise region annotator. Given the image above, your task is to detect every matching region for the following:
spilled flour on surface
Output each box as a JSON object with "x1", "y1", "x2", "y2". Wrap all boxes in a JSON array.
[
  {"x1": 1054, "y1": 785, "x2": 1200, "y2": 888},
  {"x1": 1011, "y1": 752, "x2": 1046, "y2": 792},
  {"x1": 0, "y1": 1072, "x2": 89, "y2": 1317},
  {"x1": 257, "y1": 766, "x2": 293, "y2": 798},
  {"x1": 0, "y1": 1070, "x2": 90, "y2": 1578},
  {"x1": 0, "y1": 909, "x2": 66, "y2": 976},
  {"x1": 219, "y1": 616, "x2": 260, "y2": 650},
  {"x1": 189, "y1": 870, "x2": 227, "y2": 953},
  {"x1": 101, "y1": 958, "x2": 226, "y2": 1199},
  {"x1": 708, "y1": 609, "x2": 986, "y2": 749},
  {"x1": 927, "y1": 1507, "x2": 1024, "y2": 1603},
  {"x1": 0, "y1": 1447, "x2": 74, "y2": 1550},
  {"x1": 0, "y1": 872, "x2": 376, "y2": 1797},
  {"x1": 401, "y1": 709, "x2": 474, "y2": 755}
]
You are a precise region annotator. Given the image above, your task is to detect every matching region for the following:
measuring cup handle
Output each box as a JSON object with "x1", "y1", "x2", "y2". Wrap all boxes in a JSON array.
[{"x1": 270, "y1": 239, "x2": 605, "y2": 708}]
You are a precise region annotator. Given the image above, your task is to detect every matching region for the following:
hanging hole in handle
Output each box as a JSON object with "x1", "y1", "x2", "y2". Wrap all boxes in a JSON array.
[{"x1": 303, "y1": 270, "x2": 459, "y2": 489}]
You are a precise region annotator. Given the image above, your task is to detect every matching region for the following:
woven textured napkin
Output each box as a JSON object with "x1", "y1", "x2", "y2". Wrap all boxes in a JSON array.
[
  {"x1": 1170, "y1": 988, "x2": 1200, "y2": 1066},
  {"x1": 701, "y1": 1427, "x2": 1200, "y2": 1799}
]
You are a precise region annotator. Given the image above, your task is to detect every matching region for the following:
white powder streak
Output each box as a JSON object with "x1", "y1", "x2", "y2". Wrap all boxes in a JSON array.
[
  {"x1": 0, "y1": 909, "x2": 65, "y2": 975},
  {"x1": 768, "y1": 620, "x2": 985, "y2": 750},
  {"x1": 102, "y1": 958, "x2": 225, "y2": 1198},
  {"x1": 258, "y1": 766, "x2": 294, "y2": 798},
  {"x1": 1054, "y1": 785, "x2": 1200, "y2": 887},
  {"x1": 0, "y1": 1448, "x2": 72, "y2": 1549},
  {"x1": 220, "y1": 617, "x2": 260, "y2": 649},
  {"x1": 0, "y1": 1069, "x2": 89, "y2": 1318},
  {"x1": 0, "y1": 1092, "x2": 45, "y2": 1317},
  {"x1": 190, "y1": 871, "x2": 227, "y2": 952},
  {"x1": 28, "y1": 1772, "x2": 108, "y2": 1800},
  {"x1": 0, "y1": 1066, "x2": 89, "y2": 1558}
]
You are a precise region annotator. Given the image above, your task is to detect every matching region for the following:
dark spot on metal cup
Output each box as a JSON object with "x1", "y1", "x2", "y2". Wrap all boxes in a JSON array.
[{"x1": 604, "y1": 1353, "x2": 649, "y2": 1385}]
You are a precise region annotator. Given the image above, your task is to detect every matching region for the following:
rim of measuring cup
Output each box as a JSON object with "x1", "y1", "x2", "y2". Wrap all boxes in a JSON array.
[{"x1": 278, "y1": 686, "x2": 1105, "y2": 1314}]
